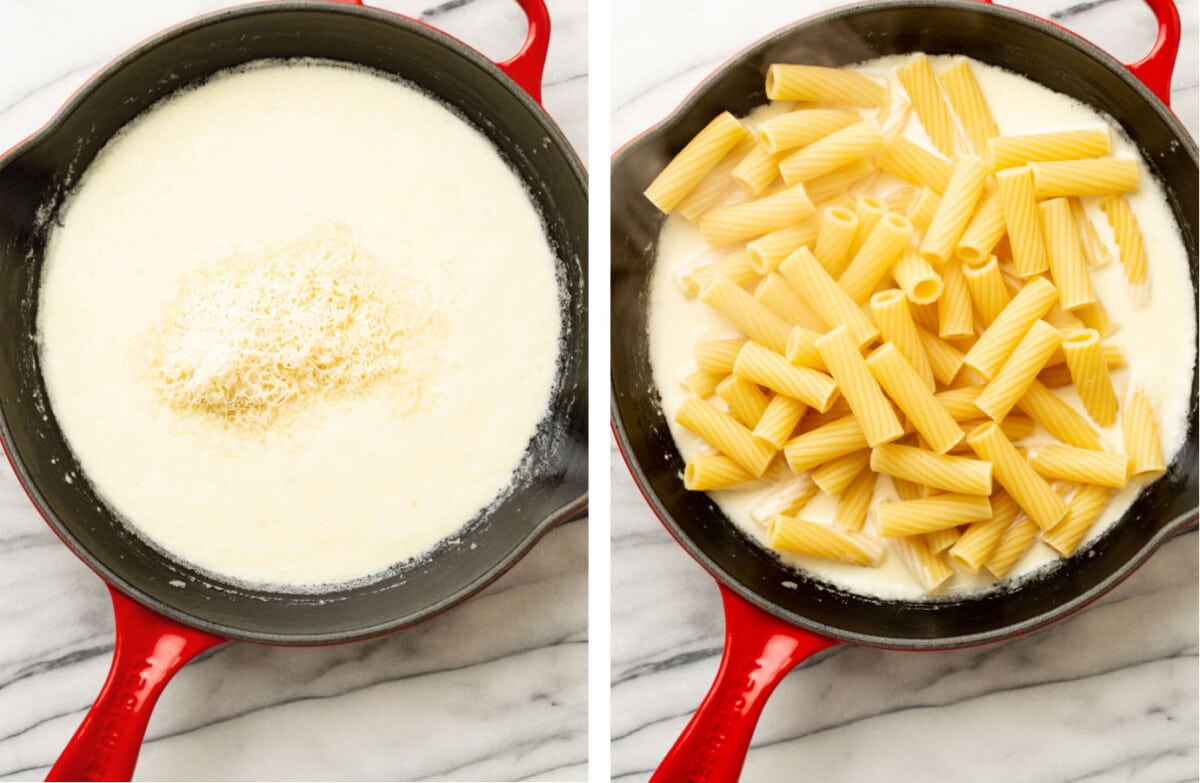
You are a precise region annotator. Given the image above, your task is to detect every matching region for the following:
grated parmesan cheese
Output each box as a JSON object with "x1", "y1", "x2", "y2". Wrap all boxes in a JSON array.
[{"x1": 148, "y1": 221, "x2": 437, "y2": 429}]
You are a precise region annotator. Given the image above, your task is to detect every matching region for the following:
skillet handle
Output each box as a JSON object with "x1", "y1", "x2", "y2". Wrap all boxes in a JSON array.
[
  {"x1": 345, "y1": 0, "x2": 549, "y2": 104},
  {"x1": 990, "y1": 0, "x2": 1179, "y2": 107},
  {"x1": 1126, "y1": 0, "x2": 1180, "y2": 107},
  {"x1": 46, "y1": 586, "x2": 226, "y2": 782},
  {"x1": 650, "y1": 584, "x2": 839, "y2": 783},
  {"x1": 496, "y1": 0, "x2": 551, "y2": 105}
]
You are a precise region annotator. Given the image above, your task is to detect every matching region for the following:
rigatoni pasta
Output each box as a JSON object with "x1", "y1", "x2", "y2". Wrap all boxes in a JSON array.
[
  {"x1": 866, "y1": 342, "x2": 964, "y2": 454},
  {"x1": 765, "y1": 64, "x2": 885, "y2": 106},
  {"x1": 995, "y1": 167, "x2": 1049, "y2": 278},
  {"x1": 1030, "y1": 158, "x2": 1139, "y2": 198},
  {"x1": 756, "y1": 108, "x2": 863, "y2": 155},
  {"x1": 644, "y1": 51, "x2": 1188, "y2": 599},
  {"x1": 918, "y1": 154, "x2": 990, "y2": 265},
  {"x1": 937, "y1": 58, "x2": 998, "y2": 156},
  {"x1": 815, "y1": 326, "x2": 904, "y2": 447},
  {"x1": 644, "y1": 112, "x2": 748, "y2": 212},
  {"x1": 869, "y1": 290, "x2": 936, "y2": 392},
  {"x1": 987, "y1": 128, "x2": 1110, "y2": 170},
  {"x1": 895, "y1": 54, "x2": 958, "y2": 158},
  {"x1": 699, "y1": 183, "x2": 815, "y2": 246},
  {"x1": 684, "y1": 455, "x2": 754, "y2": 491},
  {"x1": 778, "y1": 120, "x2": 885, "y2": 185},
  {"x1": 675, "y1": 395, "x2": 777, "y2": 477},
  {"x1": 813, "y1": 206, "x2": 860, "y2": 276}
]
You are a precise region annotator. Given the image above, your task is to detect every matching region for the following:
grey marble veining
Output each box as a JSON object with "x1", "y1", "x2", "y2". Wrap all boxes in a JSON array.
[
  {"x1": 0, "y1": 1, "x2": 587, "y2": 781},
  {"x1": 611, "y1": 1, "x2": 1198, "y2": 781}
]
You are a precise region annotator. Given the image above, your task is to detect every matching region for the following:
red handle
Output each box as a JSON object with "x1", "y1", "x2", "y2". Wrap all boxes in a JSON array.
[
  {"x1": 650, "y1": 585, "x2": 839, "y2": 783},
  {"x1": 495, "y1": 0, "x2": 551, "y2": 104},
  {"x1": 46, "y1": 587, "x2": 227, "y2": 782},
  {"x1": 353, "y1": 0, "x2": 549, "y2": 104},
  {"x1": 994, "y1": 0, "x2": 1179, "y2": 107},
  {"x1": 1126, "y1": 0, "x2": 1180, "y2": 106}
]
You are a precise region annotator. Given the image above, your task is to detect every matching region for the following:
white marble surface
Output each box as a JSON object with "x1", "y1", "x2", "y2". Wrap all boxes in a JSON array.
[
  {"x1": 611, "y1": 1, "x2": 1198, "y2": 781},
  {"x1": 0, "y1": 1, "x2": 586, "y2": 781}
]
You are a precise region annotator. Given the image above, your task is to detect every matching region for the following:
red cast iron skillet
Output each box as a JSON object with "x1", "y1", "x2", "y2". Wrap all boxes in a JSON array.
[
  {"x1": 0, "y1": 0, "x2": 586, "y2": 779},
  {"x1": 610, "y1": 0, "x2": 1196, "y2": 780}
]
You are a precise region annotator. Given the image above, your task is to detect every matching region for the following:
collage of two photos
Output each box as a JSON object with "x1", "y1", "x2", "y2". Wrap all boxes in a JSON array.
[{"x1": 0, "y1": 0, "x2": 1196, "y2": 781}]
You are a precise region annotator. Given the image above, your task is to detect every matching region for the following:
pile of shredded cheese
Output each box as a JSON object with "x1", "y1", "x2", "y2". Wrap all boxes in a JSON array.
[{"x1": 148, "y1": 221, "x2": 436, "y2": 429}]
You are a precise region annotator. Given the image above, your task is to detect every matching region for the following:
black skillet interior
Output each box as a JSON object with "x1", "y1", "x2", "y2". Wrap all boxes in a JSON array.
[
  {"x1": 0, "y1": 2, "x2": 587, "y2": 643},
  {"x1": 611, "y1": 1, "x2": 1198, "y2": 648}
]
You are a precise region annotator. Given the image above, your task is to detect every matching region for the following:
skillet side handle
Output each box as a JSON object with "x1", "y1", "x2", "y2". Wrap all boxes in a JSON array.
[
  {"x1": 1127, "y1": 0, "x2": 1180, "y2": 107},
  {"x1": 46, "y1": 586, "x2": 226, "y2": 782},
  {"x1": 650, "y1": 585, "x2": 839, "y2": 783},
  {"x1": 496, "y1": 0, "x2": 551, "y2": 104}
]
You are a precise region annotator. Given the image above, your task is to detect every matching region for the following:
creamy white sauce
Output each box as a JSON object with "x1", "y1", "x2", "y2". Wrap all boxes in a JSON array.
[
  {"x1": 648, "y1": 55, "x2": 1194, "y2": 600},
  {"x1": 38, "y1": 61, "x2": 562, "y2": 589}
]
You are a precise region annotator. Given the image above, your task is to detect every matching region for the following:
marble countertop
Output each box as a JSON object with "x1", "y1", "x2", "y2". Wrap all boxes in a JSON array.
[
  {"x1": 0, "y1": 1, "x2": 587, "y2": 781},
  {"x1": 610, "y1": 1, "x2": 1198, "y2": 782}
]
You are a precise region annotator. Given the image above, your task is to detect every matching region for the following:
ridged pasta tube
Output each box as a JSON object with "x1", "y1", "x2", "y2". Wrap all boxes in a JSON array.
[
  {"x1": 838, "y1": 213, "x2": 915, "y2": 304},
  {"x1": 756, "y1": 108, "x2": 863, "y2": 154},
  {"x1": 778, "y1": 247, "x2": 879, "y2": 347},
  {"x1": 783, "y1": 414, "x2": 868, "y2": 473},
  {"x1": 811, "y1": 449, "x2": 872, "y2": 497},
  {"x1": 767, "y1": 514, "x2": 886, "y2": 566},
  {"x1": 892, "y1": 249, "x2": 944, "y2": 305},
  {"x1": 1061, "y1": 329, "x2": 1117, "y2": 426},
  {"x1": 734, "y1": 341, "x2": 839, "y2": 412},
  {"x1": 938, "y1": 58, "x2": 999, "y2": 156},
  {"x1": 890, "y1": 535, "x2": 954, "y2": 592},
  {"x1": 937, "y1": 260, "x2": 975, "y2": 340},
  {"x1": 815, "y1": 326, "x2": 904, "y2": 447},
  {"x1": 1123, "y1": 385, "x2": 1166, "y2": 477},
  {"x1": 716, "y1": 374, "x2": 770, "y2": 429},
  {"x1": 1031, "y1": 158, "x2": 1139, "y2": 198},
  {"x1": 948, "y1": 491, "x2": 1021, "y2": 573},
  {"x1": 966, "y1": 421, "x2": 1066, "y2": 530},
  {"x1": 963, "y1": 276, "x2": 1058, "y2": 379},
  {"x1": 813, "y1": 206, "x2": 860, "y2": 277},
  {"x1": 699, "y1": 276, "x2": 793, "y2": 354},
  {"x1": 644, "y1": 112, "x2": 748, "y2": 213},
  {"x1": 878, "y1": 136, "x2": 954, "y2": 193},
  {"x1": 675, "y1": 395, "x2": 777, "y2": 477},
  {"x1": 867, "y1": 342, "x2": 965, "y2": 454},
  {"x1": 995, "y1": 167, "x2": 1049, "y2": 278},
  {"x1": 871, "y1": 443, "x2": 993, "y2": 495},
  {"x1": 983, "y1": 515, "x2": 1041, "y2": 578},
  {"x1": 1027, "y1": 444, "x2": 1128, "y2": 488},
  {"x1": 961, "y1": 256, "x2": 1012, "y2": 326},
  {"x1": 1040, "y1": 198, "x2": 1097, "y2": 312},
  {"x1": 870, "y1": 290, "x2": 936, "y2": 392},
  {"x1": 779, "y1": 120, "x2": 884, "y2": 185},
  {"x1": 1015, "y1": 380, "x2": 1102, "y2": 450},
  {"x1": 752, "y1": 393, "x2": 808, "y2": 449},
  {"x1": 955, "y1": 189, "x2": 1007, "y2": 265},
  {"x1": 684, "y1": 455, "x2": 754, "y2": 490},
  {"x1": 754, "y1": 274, "x2": 827, "y2": 333},
  {"x1": 700, "y1": 182, "x2": 815, "y2": 246},
  {"x1": 1099, "y1": 195, "x2": 1148, "y2": 286},
  {"x1": 895, "y1": 54, "x2": 958, "y2": 158},
  {"x1": 876, "y1": 493, "x2": 992, "y2": 536},
  {"x1": 974, "y1": 319, "x2": 1062, "y2": 422},
  {"x1": 747, "y1": 215, "x2": 821, "y2": 275},
  {"x1": 765, "y1": 64, "x2": 886, "y2": 106},
  {"x1": 988, "y1": 128, "x2": 1110, "y2": 170},
  {"x1": 694, "y1": 338, "x2": 747, "y2": 375},
  {"x1": 1041, "y1": 483, "x2": 1115, "y2": 557},
  {"x1": 919, "y1": 154, "x2": 990, "y2": 265}
]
